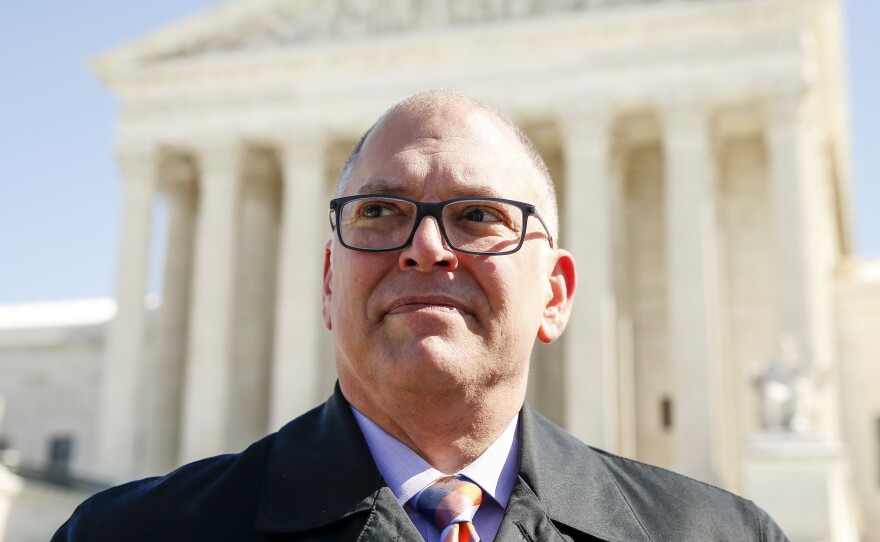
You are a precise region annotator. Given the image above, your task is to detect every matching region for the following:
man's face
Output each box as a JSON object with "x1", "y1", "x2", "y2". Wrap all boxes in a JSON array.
[{"x1": 323, "y1": 103, "x2": 563, "y2": 405}]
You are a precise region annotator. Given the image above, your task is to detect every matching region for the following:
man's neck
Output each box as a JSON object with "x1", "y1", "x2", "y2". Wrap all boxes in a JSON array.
[{"x1": 340, "y1": 379, "x2": 525, "y2": 473}]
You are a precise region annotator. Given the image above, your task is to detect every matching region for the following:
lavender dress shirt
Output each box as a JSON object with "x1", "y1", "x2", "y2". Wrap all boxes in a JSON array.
[{"x1": 351, "y1": 407, "x2": 519, "y2": 542}]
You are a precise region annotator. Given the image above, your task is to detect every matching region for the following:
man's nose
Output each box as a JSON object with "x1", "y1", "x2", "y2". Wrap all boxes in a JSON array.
[{"x1": 399, "y1": 216, "x2": 459, "y2": 271}]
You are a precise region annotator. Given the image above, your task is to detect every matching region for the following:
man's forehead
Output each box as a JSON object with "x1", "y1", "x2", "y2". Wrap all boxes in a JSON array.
[
  {"x1": 365, "y1": 102, "x2": 517, "y2": 155},
  {"x1": 345, "y1": 105, "x2": 527, "y2": 189}
]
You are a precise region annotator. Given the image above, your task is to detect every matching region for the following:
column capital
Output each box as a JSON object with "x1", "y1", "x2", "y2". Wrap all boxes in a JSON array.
[
  {"x1": 275, "y1": 132, "x2": 328, "y2": 167},
  {"x1": 192, "y1": 139, "x2": 245, "y2": 196},
  {"x1": 556, "y1": 104, "x2": 615, "y2": 138},
  {"x1": 654, "y1": 85, "x2": 713, "y2": 111},
  {"x1": 194, "y1": 135, "x2": 243, "y2": 161},
  {"x1": 659, "y1": 101, "x2": 717, "y2": 163},
  {"x1": 762, "y1": 89, "x2": 821, "y2": 134},
  {"x1": 114, "y1": 142, "x2": 159, "y2": 161},
  {"x1": 114, "y1": 144, "x2": 161, "y2": 191},
  {"x1": 274, "y1": 133, "x2": 328, "y2": 198},
  {"x1": 264, "y1": 124, "x2": 327, "y2": 148},
  {"x1": 658, "y1": 99, "x2": 713, "y2": 132}
]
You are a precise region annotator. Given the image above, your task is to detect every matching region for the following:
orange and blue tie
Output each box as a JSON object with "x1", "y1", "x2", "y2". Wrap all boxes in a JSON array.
[{"x1": 413, "y1": 475, "x2": 483, "y2": 542}]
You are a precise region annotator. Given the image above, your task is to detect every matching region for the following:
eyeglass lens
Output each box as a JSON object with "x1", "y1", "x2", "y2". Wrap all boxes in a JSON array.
[{"x1": 337, "y1": 197, "x2": 526, "y2": 253}]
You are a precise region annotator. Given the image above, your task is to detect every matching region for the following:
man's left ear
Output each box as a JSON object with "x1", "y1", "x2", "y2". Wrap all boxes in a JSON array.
[{"x1": 537, "y1": 249, "x2": 576, "y2": 344}]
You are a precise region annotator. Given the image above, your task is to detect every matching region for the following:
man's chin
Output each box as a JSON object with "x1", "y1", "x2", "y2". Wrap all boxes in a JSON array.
[
  {"x1": 384, "y1": 337, "x2": 479, "y2": 377},
  {"x1": 382, "y1": 306, "x2": 473, "y2": 333}
]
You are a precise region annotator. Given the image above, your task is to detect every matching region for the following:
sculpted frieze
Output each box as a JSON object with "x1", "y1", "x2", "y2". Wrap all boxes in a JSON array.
[{"x1": 149, "y1": 0, "x2": 599, "y2": 62}]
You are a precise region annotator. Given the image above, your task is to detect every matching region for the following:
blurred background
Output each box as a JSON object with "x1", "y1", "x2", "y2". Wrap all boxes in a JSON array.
[{"x1": 0, "y1": 0, "x2": 877, "y2": 540}]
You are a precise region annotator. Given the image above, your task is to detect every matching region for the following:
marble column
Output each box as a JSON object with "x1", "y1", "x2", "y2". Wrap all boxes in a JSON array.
[
  {"x1": 269, "y1": 135, "x2": 327, "y2": 431},
  {"x1": 765, "y1": 93, "x2": 828, "y2": 360},
  {"x1": 764, "y1": 91, "x2": 837, "y2": 435},
  {"x1": 561, "y1": 110, "x2": 619, "y2": 451},
  {"x1": 142, "y1": 154, "x2": 198, "y2": 476},
  {"x1": 661, "y1": 102, "x2": 725, "y2": 485},
  {"x1": 97, "y1": 145, "x2": 158, "y2": 481},
  {"x1": 228, "y1": 148, "x2": 281, "y2": 448},
  {"x1": 179, "y1": 140, "x2": 242, "y2": 464}
]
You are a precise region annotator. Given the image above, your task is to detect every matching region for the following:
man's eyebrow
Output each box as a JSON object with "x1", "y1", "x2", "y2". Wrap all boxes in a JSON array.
[
  {"x1": 356, "y1": 180, "x2": 406, "y2": 196},
  {"x1": 356, "y1": 180, "x2": 504, "y2": 199},
  {"x1": 447, "y1": 186, "x2": 504, "y2": 199}
]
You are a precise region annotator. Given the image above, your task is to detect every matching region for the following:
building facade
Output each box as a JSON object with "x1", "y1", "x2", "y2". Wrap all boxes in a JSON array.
[{"x1": 1, "y1": 0, "x2": 877, "y2": 540}]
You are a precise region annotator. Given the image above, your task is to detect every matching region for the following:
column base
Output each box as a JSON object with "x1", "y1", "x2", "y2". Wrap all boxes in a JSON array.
[{"x1": 742, "y1": 433, "x2": 861, "y2": 542}]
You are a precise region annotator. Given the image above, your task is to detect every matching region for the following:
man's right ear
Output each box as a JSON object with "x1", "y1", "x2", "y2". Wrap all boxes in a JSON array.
[
  {"x1": 537, "y1": 248, "x2": 576, "y2": 344},
  {"x1": 322, "y1": 240, "x2": 333, "y2": 331}
]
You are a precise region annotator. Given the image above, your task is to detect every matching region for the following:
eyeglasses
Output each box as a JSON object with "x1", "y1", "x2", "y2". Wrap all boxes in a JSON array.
[{"x1": 329, "y1": 194, "x2": 554, "y2": 255}]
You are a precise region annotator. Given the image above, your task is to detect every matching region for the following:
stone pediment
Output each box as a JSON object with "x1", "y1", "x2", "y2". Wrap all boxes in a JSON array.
[{"x1": 98, "y1": 0, "x2": 612, "y2": 69}]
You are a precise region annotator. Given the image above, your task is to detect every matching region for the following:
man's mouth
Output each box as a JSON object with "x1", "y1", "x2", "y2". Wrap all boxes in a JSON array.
[{"x1": 386, "y1": 295, "x2": 469, "y2": 316}]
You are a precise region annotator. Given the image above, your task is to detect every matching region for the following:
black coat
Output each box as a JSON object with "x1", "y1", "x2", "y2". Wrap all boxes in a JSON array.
[{"x1": 53, "y1": 386, "x2": 788, "y2": 541}]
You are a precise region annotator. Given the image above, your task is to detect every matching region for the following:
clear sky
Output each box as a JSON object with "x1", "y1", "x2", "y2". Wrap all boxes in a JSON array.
[{"x1": 0, "y1": 1, "x2": 877, "y2": 304}]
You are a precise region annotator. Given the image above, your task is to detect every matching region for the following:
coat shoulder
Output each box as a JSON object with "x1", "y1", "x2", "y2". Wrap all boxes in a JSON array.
[
  {"x1": 51, "y1": 399, "x2": 350, "y2": 541},
  {"x1": 52, "y1": 433, "x2": 277, "y2": 541},
  {"x1": 521, "y1": 408, "x2": 788, "y2": 541},
  {"x1": 591, "y1": 447, "x2": 786, "y2": 540}
]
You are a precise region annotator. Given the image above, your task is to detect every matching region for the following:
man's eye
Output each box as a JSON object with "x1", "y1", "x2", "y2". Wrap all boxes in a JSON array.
[
  {"x1": 464, "y1": 207, "x2": 503, "y2": 223},
  {"x1": 361, "y1": 204, "x2": 394, "y2": 218}
]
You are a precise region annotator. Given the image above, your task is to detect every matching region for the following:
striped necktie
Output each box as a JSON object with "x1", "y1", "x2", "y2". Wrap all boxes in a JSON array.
[{"x1": 412, "y1": 475, "x2": 483, "y2": 542}]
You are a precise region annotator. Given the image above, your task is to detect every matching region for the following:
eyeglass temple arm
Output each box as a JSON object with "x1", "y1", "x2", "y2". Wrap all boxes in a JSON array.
[{"x1": 528, "y1": 206, "x2": 554, "y2": 248}]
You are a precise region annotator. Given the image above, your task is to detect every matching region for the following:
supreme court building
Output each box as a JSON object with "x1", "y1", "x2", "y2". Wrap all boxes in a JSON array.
[{"x1": 1, "y1": 0, "x2": 878, "y2": 540}]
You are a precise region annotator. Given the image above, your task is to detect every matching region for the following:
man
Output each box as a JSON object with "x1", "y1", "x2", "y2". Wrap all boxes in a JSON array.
[{"x1": 54, "y1": 91, "x2": 788, "y2": 541}]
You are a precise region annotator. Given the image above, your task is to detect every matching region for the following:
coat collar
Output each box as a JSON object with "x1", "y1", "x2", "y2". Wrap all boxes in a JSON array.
[{"x1": 254, "y1": 385, "x2": 651, "y2": 541}]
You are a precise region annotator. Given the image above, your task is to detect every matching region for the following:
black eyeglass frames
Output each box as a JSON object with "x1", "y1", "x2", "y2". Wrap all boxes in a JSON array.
[{"x1": 329, "y1": 194, "x2": 554, "y2": 256}]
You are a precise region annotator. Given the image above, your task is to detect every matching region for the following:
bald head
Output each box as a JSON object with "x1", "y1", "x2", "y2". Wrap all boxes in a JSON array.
[{"x1": 335, "y1": 91, "x2": 559, "y2": 241}]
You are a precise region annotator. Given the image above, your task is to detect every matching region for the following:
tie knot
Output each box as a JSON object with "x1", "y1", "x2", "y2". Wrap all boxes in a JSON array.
[{"x1": 413, "y1": 475, "x2": 483, "y2": 532}]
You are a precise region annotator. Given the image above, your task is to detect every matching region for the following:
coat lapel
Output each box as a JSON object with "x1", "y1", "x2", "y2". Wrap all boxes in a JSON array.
[
  {"x1": 357, "y1": 487, "x2": 424, "y2": 541},
  {"x1": 507, "y1": 405, "x2": 653, "y2": 542},
  {"x1": 253, "y1": 385, "x2": 418, "y2": 540},
  {"x1": 494, "y1": 477, "x2": 571, "y2": 542}
]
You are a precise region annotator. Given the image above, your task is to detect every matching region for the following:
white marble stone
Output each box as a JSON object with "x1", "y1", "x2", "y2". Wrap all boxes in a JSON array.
[
  {"x1": 835, "y1": 264, "x2": 880, "y2": 541},
  {"x1": 0, "y1": 465, "x2": 91, "y2": 542},
  {"x1": 179, "y1": 140, "x2": 243, "y2": 463},
  {"x1": 97, "y1": 146, "x2": 159, "y2": 481},
  {"x1": 143, "y1": 155, "x2": 198, "y2": 476},
  {"x1": 765, "y1": 90, "x2": 842, "y2": 441},
  {"x1": 228, "y1": 147, "x2": 281, "y2": 449},
  {"x1": 561, "y1": 108, "x2": 619, "y2": 451},
  {"x1": 743, "y1": 434, "x2": 861, "y2": 542},
  {"x1": 661, "y1": 102, "x2": 726, "y2": 486},
  {"x1": 0, "y1": 301, "x2": 108, "y2": 481},
  {"x1": 269, "y1": 135, "x2": 330, "y2": 431}
]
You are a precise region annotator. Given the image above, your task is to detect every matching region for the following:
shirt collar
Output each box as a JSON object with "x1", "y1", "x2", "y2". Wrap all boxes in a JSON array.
[{"x1": 351, "y1": 406, "x2": 519, "y2": 508}]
